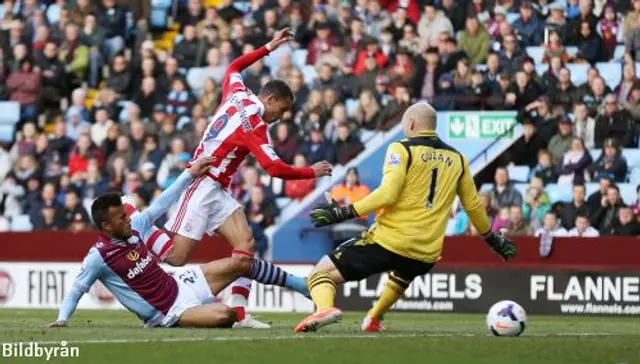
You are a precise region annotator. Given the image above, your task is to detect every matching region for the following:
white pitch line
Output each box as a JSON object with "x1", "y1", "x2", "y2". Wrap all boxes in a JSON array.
[{"x1": 2, "y1": 332, "x2": 631, "y2": 346}]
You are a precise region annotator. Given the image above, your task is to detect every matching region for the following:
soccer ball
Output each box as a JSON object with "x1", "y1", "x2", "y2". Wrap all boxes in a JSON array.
[{"x1": 486, "y1": 300, "x2": 527, "y2": 337}]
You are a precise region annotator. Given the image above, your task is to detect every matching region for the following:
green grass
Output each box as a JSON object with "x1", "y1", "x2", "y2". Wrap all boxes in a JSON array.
[{"x1": 0, "y1": 309, "x2": 639, "y2": 363}]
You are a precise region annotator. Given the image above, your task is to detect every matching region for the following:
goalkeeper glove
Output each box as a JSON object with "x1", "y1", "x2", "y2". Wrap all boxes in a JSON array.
[
  {"x1": 309, "y1": 195, "x2": 359, "y2": 227},
  {"x1": 483, "y1": 231, "x2": 517, "y2": 261}
]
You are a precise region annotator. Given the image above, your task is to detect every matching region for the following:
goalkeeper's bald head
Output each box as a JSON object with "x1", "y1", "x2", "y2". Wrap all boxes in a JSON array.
[{"x1": 401, "y1": 102, "x2": 437, "y2": 137}]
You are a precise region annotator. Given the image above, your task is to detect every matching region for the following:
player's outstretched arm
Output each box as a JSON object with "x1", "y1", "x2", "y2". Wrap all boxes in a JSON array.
[
  {"x1": 222, "y1": 28, "x2": 293, "y2": 88},
  {"x1": 51, "y1": 250, "x2": 104, "y2": 327},
  {"x1": 143, "y1": 157, "x2": 215, "y2": 223},
  {"x1": 457, "y1": 157, "x2": 516, "y2": 261}
]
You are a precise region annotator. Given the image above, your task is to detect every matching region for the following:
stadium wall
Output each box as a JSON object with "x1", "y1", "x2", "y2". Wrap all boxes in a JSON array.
[{"x1": 1, "y1": 233, "x2": 639, "y2": 316}]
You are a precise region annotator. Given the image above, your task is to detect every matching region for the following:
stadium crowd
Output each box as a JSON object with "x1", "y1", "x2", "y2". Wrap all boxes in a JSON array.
[{"x1": 0, "y1": 0, "x2": 639, "y2": 241}]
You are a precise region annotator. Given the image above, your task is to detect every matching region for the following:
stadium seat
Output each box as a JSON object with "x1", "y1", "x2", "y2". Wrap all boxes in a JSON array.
[
  {"x1": 293, "y1": 49, "x2": 308, "y2": 67},
  {"x1": 10, "y1": 215, "x2": 33, "y2": 232},
  {"x1": 480, "y1": 183, "x2": 492, "y2": 192},
  {"x1": 474, "y1": 64, "x2": 487, "y2": 72},
  {"x1": 513, "y1": 183, "x2": 528, "y2": 198},
  {"x1": 613, "y1": 45, "x2": 626, "y2": 61},
  {"x1": 526, "y1": 47, "x2": 544, "y2": 65},
  {"x1": 508, "y1": 165, "x2": 531, "y2": 183},
  {"x1": 590, "y1": 149, "x2": 602, "y2": 161},
  {"x1": 567, "y1": 63, "x2": 590, "y2": 86},
  {"x1": 546, "y1": 184, "x2": 573, "y2": 203},
  {"x1": 535, "y1": 63, "x2": 549, "y2": 76},
  {"x1": 585, "y1": 183, "x2": 599, "y2": 197},
  {"x1": 623, "y1": 149, "x2": 640, "y2": 168},
  {"x1": 629, "y1": 167, "x2": 640, "y2": 184},
  {"x1": 636, "y1": 63, "x2": 640, "y2": 77},
  {"x1": 0, "y1": 102, "x2": 21, "y2": 143},
  {"x1": 446, "y1": 218, "x2": 457, "y2": 236},
  {"x1": 596, "y1": 63, "x2": 622, "y2": 90},
  {"x1": 345, "y1": 98, "x2": 359, "y2": 117},
  {"x1": 619, "y1": 183, "x2": 637, "y2": 205},
  {"x1": 506, "y1": 13, "x2": 520, "y2": 24},
  {"x1": 566, "y1": 46, "x2": 578, "y2": 57},
  {"x1": 302, "y1": 65, "x2": 317, "y2": 85}
]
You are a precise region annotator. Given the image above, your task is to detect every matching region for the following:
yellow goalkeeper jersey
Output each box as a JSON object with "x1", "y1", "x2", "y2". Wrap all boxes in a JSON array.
[{"x1": 352, "y1": 131, "x2": 491, "y2": 263}]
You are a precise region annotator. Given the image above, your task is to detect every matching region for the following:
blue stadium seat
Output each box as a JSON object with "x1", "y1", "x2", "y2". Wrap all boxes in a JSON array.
[
  {"x1": 590, "y1": 148, "x2": 602, "y2": 161},
  {"x1": 596, "y1": 63, "x2": 622, "y2": 90},
  {"x1": 585, "y1": 183, "x2": 599, "y2": 197},
  {"x1": 546, "y1": 184, "x2": 573, "y2": 203},
  {"x1": 636, "y1": 63, "x2": 640, "y2": 77},
  {"x1": 506, "y1": 13, "x2": 520, "y2": 24},
  {"x1": 474, "y1": 64, "x2": 487, "y2": 72},
  {"x1": 293, "y1": 49, "x2": 308, "y2": 67},
  {"x1": 629, "y1": 167, "x2": 640, "y2": 184},
  {"x1": 623, "y1": 149, "x2": 640, "y2": 168},
  {"x1": 526, "y1": 47, "x2": 545, "y2": 65},
  {"x1": 508, "y1": 165, "x2": 531, "y2": 183},
  {"x1": 302, "y1": 65, "x2": 317, "y2": 85},
  {"x1": 619, "y1": 183, "x2": 638, "y2": 205},
  {"x1": 10, "y1": 215, "x2": 32, "y2": 232},
  {"x1": 535, "y1": 63, "x2": 549, "y2": 76},
  {"x1": 345, "y1": 98, "x2": 359, "y2": 117},
  {"x1": 0, "y1": 102, "x2": 20, "y2": 143},
  {"x1": 480, "y1": 183, "x2": 492, "y2": 192},
  {"x1": 566, "y1": 46, "x2": 579, "y2": 57},
  {"x1": 613, "y1": 45, "x2": 626, "y2": 61},
  {"x1": 567, "y1": 63, "x2": 590, "y2": 86},
  {"x1": 446, "y1": 218, "x2": 457, "y2": 236},
  {"x1": 513, "y1": 183, "x2": 528, "y2": 198}
]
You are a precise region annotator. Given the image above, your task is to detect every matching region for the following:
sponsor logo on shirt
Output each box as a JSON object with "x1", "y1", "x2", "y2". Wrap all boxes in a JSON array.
[
  {"x1": 126, "y1": 255, "x2": 153, "y2": 279},
  {"x1": 388, "y1": 152, "x2": 401, "y2": 167}
]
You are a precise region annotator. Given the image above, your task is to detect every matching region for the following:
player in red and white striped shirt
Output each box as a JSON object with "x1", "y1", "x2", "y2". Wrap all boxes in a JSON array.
[{"x1": 163, "y1": 28, "x2": 332, "y2": 328}]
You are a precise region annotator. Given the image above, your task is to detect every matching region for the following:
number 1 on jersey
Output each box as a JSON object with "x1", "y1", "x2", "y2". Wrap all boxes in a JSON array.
[{"x1": 426, "y1": 168, "x2": 438, "y2": 209}]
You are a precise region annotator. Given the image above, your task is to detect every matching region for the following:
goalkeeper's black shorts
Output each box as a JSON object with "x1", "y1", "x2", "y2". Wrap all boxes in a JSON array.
[{"x1": 329, "y1": 238, "x2": 434, "y2": 282}]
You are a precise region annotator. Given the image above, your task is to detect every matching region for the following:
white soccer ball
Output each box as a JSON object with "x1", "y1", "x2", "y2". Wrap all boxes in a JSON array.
[{"x1": 486, "y1": 300, "x2": 527, "y2": 337}]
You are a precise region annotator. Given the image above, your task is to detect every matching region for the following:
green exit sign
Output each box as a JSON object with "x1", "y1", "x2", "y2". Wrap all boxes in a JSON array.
[{"x1": 448, "y1": 113, "x2": 517, "y2": 139}]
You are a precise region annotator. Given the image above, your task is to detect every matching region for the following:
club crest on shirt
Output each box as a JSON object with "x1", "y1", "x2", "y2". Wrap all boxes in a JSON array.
[
  {"x1": 127, "y1": 251, "x2": 140, "y2": 261},
  {"x1": 388, "y1": 152, "x2": 401, "y2": 167},
  {"x1": 185, "y1": 222, "x2": 192, "y2": 232}
]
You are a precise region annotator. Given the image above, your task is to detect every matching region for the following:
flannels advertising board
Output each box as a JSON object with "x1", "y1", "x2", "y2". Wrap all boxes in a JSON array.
[{"x1": 335, "y1": 268, "x2": 640, "y2": 316}]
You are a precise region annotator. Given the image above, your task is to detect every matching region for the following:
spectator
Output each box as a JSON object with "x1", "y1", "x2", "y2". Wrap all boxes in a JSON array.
[
  {"x1": 559, "y1": 184, "x2": 591, "y2": 230},
  {"x1": 572, "y1": 101, "x2": 596, "y2": 148},
  {"x1": 62, "y1": 188, "x2": 90, "y2": 229},
  {"x1": 376, "y1": 83, "x2": 411, "y2": 131},
  {"x1": 512, "y1": 1, "x2": 544, "y2": 47},
  {"x1": 615, "y1": 63, "x2": 637, "y2": 104},
  {"x1": 157, "y1": 138, "x2": 187, "y2": 187},
  {"x1": 389, "y1": 48, "x2": 417, "y2": 87},
  {"x1": 416, "y1": 47, "x2": 444, "y2": 103},
  {"x1": 588, "y1": 137, "x2": 628, "y2": 182},
  {"x1": 557, "y1": 137, "x2": 592, "y2": 185},
  {"x1": 90, "y1": 108, "x2": 113, "y2": 148},
  {"x1": 139, "y1": 162, "x2": 159, "y2": 194},
  {"x1": 492, "y1": 206, "x2": 511, "y2": 232},
  {"x1": 306, "y1": 22, "x2": 334, "y2": 66},
  {"x1": 549, "y1": 68, "x2": 578, "y2": 113},
  {"x1": 582, "y1": 76, "x2": 609, "y2": 117},
  {"x1": 490, "y1": 166, "x2": 523, "y2": 209},
  {"x1": 354, "y1": 38, "x2": 388, "y2": 76},
  {"x1": 6, "y1": 58, "x2": 40, "y2": 120},
  {"x1": 174, "y1": 25, "x2": 199, "y2": 70},
  {"x1": 288, "y1": 69, "x2": 309, "y2": 114},
  {"x1": 506, "y1": 205, "x2": 533, "y2": 236},
  {"x1": 49, "y1": 120, "x2": 74, "y2": 165},
  {"x1": 81, "y1": 13, "x2": 105, "y2": 88},
  {"x1": 534, "y1": 211, "x2": 569, "y2": 237},
  {"x1": 458, "y1": 16, "x2": 491, "y2": 65},
  {"x1": 523, "y1": 185, "x2": 551, "y2": 230},
  {"x1": 273, "y1": 123, "x2": 298, "y2": 165},
  {"x1": 179, "y1": 0, "x2": 205, "y2": 30},
  {"x1": 610, "y1": 206, "x2": 640, "y2": 235},
  {"x1": 67, "y1": 88, "x2": 90, "y2": 121},
  {"x1": 441, "y1": 0, "x2": 466, "y2": 33},
  {"x1": 418, "y1": 2, "x2": 454, "y2": 46},
  {"x1": 80, "y1": 162, "x2": 108, "y2": 202},
  {"x1": 591, "y1": 184, "x2": 624, "y2": 233},
  {"x1": 97, "y1": 0, "x2": 126, "y2": 61},
  {"x1": 165, "y1": 78, "x2": 195, "y2": 117},
  {"x1": 623, "y1": 0, "x2": 640, "y2": 39},
  {"x1": 597, "y1": 5, "x2": 622, "y2": 61},
  {"x1": 32, "y1": 202, "x2": 66, "y2": 230},
  {"x1": 330, "y1": 167, "x2": 371, "y2": 223},
  {"x1": 300, "y1": 127, "x2": 336, "y2": 165},
  {"x1": 70, "y1": 0, "x2": 95, "y2": 26},
  {"x1": 133, "y1": 77, "x2": 161, "y2": 119},
  {"x1": 543, "y1": 30, "x2": 571, "y2": 64},
  {"x1": 506, "y1": 70, "x2": 543, "y2": 111},
  {"x1": 354, "y1": 90, "x2": 381, "y2": 131},
  {"x1": 587, "y1": 177, "x2": 612, "y2": 209},
  {"x1": 106, "y1": 54, "x2": 132, "y2": 97},
  {"x1": 284, "y1": 153, "x2": 315, "y2": 201},
  {"x1": 68, "y1": 135, "x2": 103, "y2": 180},
  {"x1": 136, "y1": 135, "x2": 164, "y2": 171},
  {"x1": 568, "y1": 0, "x2": 598, "y2": 44},
  {"x1": 568, "y1": 214, "x2": 600, "y2": 236},
  {"x1": 574, "y1": 20, "x2": 603, "y2": 64},
  {"x1": 0, "y1": 175, "x2": 25, "y2": 220},
  {"x1": 594, "y1": 94, "x2": 635, "y2": 148},
  {"x1": 498, "y1": 34, "x2": 526, "y2": 77},
  {"x1": 509, "y1": 118, "x2": 545, "y2": 167},
  {"x1": 187, "y1": 49, "x2": 226, "y2": 97},
  {"x1": 59, "y1": 23, "x2": 88, "y2": 86},
  {"x1": 548, "y1": 117, "x2": 574, "y2": 165},
  {"x1": 334, "y1": 123, "x2": 364, "y2": 165},
  {"x1": 245, "y1": 185, "x2": 279, "y2": 229},
  {"x1": 65, "y1": 108, "x2": 90, "y2": 141},
  {"x1": 28, "y1": 181, "x2": 61, "y2": 220},
  {"x1": 623, "y1": 81, "x2": 640, "y2": 121}
]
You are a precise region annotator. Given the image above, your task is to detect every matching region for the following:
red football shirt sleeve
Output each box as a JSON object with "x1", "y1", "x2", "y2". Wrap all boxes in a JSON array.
[
  {"x1": 221, "y1": 46, "x2": 271, "y2": 92},
  {"x1": 244, "y1": 117, "x2": 315, "y2": 180}
]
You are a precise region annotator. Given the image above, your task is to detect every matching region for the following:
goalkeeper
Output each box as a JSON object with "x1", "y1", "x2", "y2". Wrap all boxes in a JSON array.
[{"x1": 294, "y1": 102, "x2": 516, "y2": 333}]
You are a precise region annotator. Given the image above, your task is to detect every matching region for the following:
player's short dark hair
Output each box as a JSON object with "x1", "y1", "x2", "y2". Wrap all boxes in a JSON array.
[
  {"x1": 91, "y1": 193, "x2": 123, "y2": 229},
  {"x1": 259, "y1": 80, "x2": 294, "y2": 102}
]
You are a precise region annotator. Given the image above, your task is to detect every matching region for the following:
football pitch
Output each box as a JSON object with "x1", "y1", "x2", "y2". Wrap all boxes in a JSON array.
[{"x1": 0, "y1": 310, "x2": 638, "y2": 364}]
